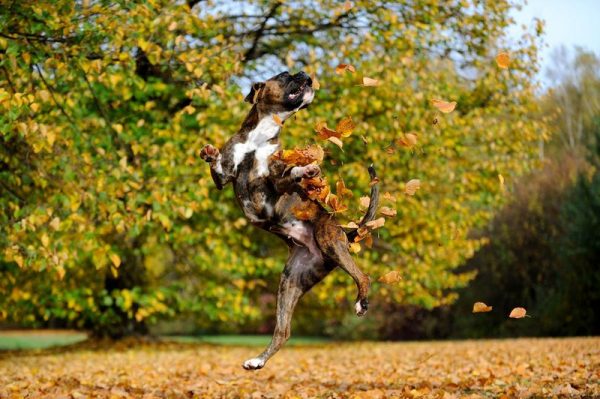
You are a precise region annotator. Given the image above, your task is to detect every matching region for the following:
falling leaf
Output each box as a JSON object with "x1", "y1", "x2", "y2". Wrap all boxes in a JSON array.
[
  {"x1": 498, "y1": 173, "x2": 505, "y2": 192},
  {"x1": 369, "y1": 176, "x2": 380, "y2": 187},
  {"x1": 380, "y1": 207, "x2": 397, "y2": 217},
  {"x1": 509, "y1": 307, "x2": 527, "y2": 319},
  {"x1": 359, "y1": 196, "x2": 370, "y2": 209},
  {"x1": 109, "y1": 253, "x2": 121, "y2": 268},
  {"x1": 341, "y1": 221, "x2": 359, "y2": 229},
  {"x1": 349, "y1": 242, "x2": 361, "y2": 253},
  {"x1": 360, "y1": 135, "x2": 368, "y2": 145},
  {"x1": 378, "y1": 270, "x2": 402, "y2": 284},
  {"x1": 310, "y1": 72, "x2": 320, "y2": 90},
  {"x1": 315, "y1": 121, "x2": 339, "y2": 139},
  {"x1": 362, "y1": 77, "x2": 380, "y2": 87},
  {"x1": 385, "y1": 146, "x2": 395, "y2": 155},
  {"x1": 292, "y1": 201, "x2": 319, "y2": 220},
  {"x1": 328, "y1": 136, "x2": 343, "y2": 149},
  {"x1": 336, "y1": 180, "x2": 353, "y2": 199},
  {"x1": 335, "y1": 64, "x2": 356, "y2": 75},
  {"x1": 272, "y1": 114, "x2": 283, "y2": 127},
  {"x1": 383, "y1": 192, "x2": 396, "y2": 202},
  {"x1": 326, "y1": 194, "x2": 348, "y2": 213},
  {"x1": 431, "y1": 99, "x2": 457, "y2": 113},
  {"x1": 365, "y1": 217, "x2": 385, "y2": 229},
  {"x1": 279, "y1": 145, "x2": 324, "y2": 166},
  {"x1": 473, "y1": 302, "x2": 493, "y2": 313},
  {"x1": 335, "y1": 116, "x2": 355, "y2": 137},
  {"x1": 301, "y1": 176, "x2": 330, "y2": 202},
  {"x1": 496, "y1": 52, "x2": 510, "y2": 69},
  {"x1": 397, "y1": 133, "x2": 418, "y2": 148},
  {"x1": 405, "y1": 179, "x2": 421, "y2": 195}
]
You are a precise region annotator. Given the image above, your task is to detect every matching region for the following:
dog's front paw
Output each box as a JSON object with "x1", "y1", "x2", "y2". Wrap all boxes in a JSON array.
[
  {"x1": 302, "y1": 164, "x2": 321, "y2": 179},
  {"x1": 242, "y1": 357, "x2": 265, "y2": 370},
  {"x1": 355, "y1": 298, "x2": 368, "y2": 317},
  {"x1": 200, "y1": 144, "x2": 220, "y2": 162}
]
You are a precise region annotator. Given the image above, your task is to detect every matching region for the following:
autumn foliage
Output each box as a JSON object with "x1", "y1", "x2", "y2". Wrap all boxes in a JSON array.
[{"x1": 0, "y1": 1, "x2": 546, "y2": 335}]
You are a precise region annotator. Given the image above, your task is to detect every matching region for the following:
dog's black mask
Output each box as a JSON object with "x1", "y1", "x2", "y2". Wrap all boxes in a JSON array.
[{"x1": 245, "y1": 71, "x2": 313, "y2": 111}]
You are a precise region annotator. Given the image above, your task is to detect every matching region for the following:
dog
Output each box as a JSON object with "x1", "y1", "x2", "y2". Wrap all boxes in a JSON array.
[{"x1": 200, "y1": 71, "x2": 379, "y2": 370}]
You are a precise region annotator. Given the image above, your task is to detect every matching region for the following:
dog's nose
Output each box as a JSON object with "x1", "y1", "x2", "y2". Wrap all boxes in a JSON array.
[{"x1": 295, "y1": 71, "x2": 312, "y2": 86}]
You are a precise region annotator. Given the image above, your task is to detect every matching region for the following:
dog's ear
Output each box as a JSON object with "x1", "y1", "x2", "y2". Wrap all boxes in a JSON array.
[{"x1": 244, "y1": 82, "x2": 265, "y2": 104}]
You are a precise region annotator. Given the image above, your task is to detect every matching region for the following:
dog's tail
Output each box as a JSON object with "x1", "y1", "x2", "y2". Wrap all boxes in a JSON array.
[{"x1": 346, "y1": 164, "x2": 380, "y2": 242}]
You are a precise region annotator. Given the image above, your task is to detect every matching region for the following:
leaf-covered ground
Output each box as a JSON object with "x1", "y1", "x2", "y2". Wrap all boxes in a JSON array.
[{"x1": 0, "y1": 337, "x2": 598, "y2": 398}]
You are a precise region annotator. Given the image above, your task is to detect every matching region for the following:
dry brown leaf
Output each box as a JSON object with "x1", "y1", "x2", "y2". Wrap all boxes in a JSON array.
[
  {"x1": 291, "y1": 201, "x2": 319, "y2": 221},
  {"x1": 405, "y1": 179, "x2": 421, "y2": 195},
  {"x1": 335, "y1": 116, "x2": 355, "y2": 138},
  {"x1": 359, "y1": 196, "x2": 370, "y2": 209},
  {"x1": 315, "y1": 121, "x2": 339, "y2": 139},
  {"x1": 473, "y1": 302, "x2": 493, "y2": 313},
  {"x1": 272, "y1": 114, "x2": 283, "y2": 127},
  {"x1": 496, "y1": 52, "x2": 510, "y2": 69},
  {"x1": 369, "y1": 176, "x2": 380, "y2": 187},
  {"x1": 364, "y1": 234, "x2": 373, "y2": 248},
  {"x1": 380, "y1": 207, "x2": 397, "y2": 217},
  {"x1": 280, "y1": 145, "x2": 324, "y2": 166},
  {"x1": 327, "y1": 136, "x2": 343, "y2": 149},
  {"x1": 378, "y1": 270, "x2": 402, "y2": 284},
  {"x1": 365, "y1": 217, "x2": 385, "y2": 229},
  {"x1": 340, "y1": 221, "x2": 359, "y2": 229},
  {"x1": 336, "y1": 180, "x2": 353, "y2": 199},
  {"x1": 349, "y1": 242, "x2": 361, "y2": 254},
  {"x1": 509, "y1": 307, "x2": 527, "y2": 319},
  {"x1": 362, "y1": 77, "x2": 380, "y2": 87},
  {"x1": 301, "y1": 176, "x2": 330, "y2": 202},
  {"x1": 335, "y1": 63, "x2": 356, "y2": 75},
  {"x1": 385, "y1": 146, "x2": 395, "y2": 155},
  {"x1": 326, "y1": 194, "x2": 348, "y2": 213},
  {"x1": 431, "y1": 99, "x2": 457, "y2": 113},
  {"x1": 383, "y1": 192, "x2": 397, "y2": 202}
]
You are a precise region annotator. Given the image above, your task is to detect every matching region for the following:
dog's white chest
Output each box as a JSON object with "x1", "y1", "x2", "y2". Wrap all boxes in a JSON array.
[{"x1": 233, "y1": 117, "x2": 281, "y2": 177}]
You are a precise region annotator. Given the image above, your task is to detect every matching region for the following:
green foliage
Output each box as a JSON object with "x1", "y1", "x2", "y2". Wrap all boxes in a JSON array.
[{"x1": 1, "y1": 0, "x2": 545, "y2": 335}]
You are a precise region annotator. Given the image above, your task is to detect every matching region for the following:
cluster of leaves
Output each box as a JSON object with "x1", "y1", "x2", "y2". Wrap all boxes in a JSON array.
[
  {"x1": 1, "y1": 0, "x2": 546, "y2": 334},
  {"x1": 1, "y1": 337, "x2": 598, "y2": 397}
]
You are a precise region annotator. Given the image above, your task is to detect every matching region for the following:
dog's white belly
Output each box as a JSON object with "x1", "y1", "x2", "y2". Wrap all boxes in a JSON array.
[{"x1": 233, "y1": 116, "x2": 281, "y2": 177}]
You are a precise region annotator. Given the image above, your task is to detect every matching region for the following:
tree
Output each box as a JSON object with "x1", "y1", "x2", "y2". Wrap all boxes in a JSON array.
[{"x1": 1, "y1": 0, "x2": 546, "y2": 336}]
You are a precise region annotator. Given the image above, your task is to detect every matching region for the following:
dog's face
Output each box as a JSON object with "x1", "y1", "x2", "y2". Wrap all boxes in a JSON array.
[{"x1": 245, "y1": 71, "x2": 314, "y2": 115}]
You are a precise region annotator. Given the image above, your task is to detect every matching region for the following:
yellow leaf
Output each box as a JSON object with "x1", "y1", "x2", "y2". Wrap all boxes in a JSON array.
[
  {"x1": 335, "y1": 116, "x2": 355, "y2": 137},
  {"x1": 431, "y1": 99, "x2": 457, "y2": 113},
  {"x1": 41, "y1": 233, "x2": 49, "y2": 248},
  {"x1": 349, "y1": 242, "x2": 361, "y2": 254},
  {"x1": 378, "y1": 270, "x2": 402, "y2": 284},
  {"x1": 50, "y1": 217, "x2": 60, "y2": 230},
  {"x1": 272, "y1": 114, "x2": 284, "y2": 127},
  {"x1": 509, "y1": 307, "x2": 527, "y2": 319},
  {"x1": 498, "y1": 174, "x2": 505, "y2": 192},
  {"x1": 14, "y1": 255, "x2": 24, "y2": 268},
  {"x1": 473, "y1": 302, "x2": 493, "y2": 313},
  {"x1": 405, "y1": 179, "x2": 421, "y2": 195},
  {"x1": 362, "y1": 77, "x2": 380, "y2": 86},
  {"x1": 496, "y1": 52, "x2": 510, "y2": 69},
  {"x1": 397, "y1": 133, "x2": 418, "y2": 148},
  {"x1": 327, "y1": 136, "x2": 343, "y2": 149},
  {"x1": 310, "y1": 73, "x2": 320, "y2": 90},
  {"x1": 383, "y1": 192, "x2": 397, "y2": 202},
  {"x1": 56, "y1": 266, "x2": 66, "y2": 280},
  {"x1": 112, "y1": 123, "x2": 123, "y2": 134},
  {"x1": 340, "y1": 221, "x2": 359, "y2": 229},
  {"x1": 168, "y1": 21, "x2": 178, "y2": 31},
  {"x1": 109, "y1": 253, "x2": 121, "y2": 268}
]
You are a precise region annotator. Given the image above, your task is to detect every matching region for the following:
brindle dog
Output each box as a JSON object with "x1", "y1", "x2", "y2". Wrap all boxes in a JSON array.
[{"x1": 200, "y1": 71, "x2": 379, "y2": 370}]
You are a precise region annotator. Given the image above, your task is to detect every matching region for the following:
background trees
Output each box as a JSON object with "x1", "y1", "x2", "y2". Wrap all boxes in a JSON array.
[{"x1": 1, "y1": 0, "x2": 548, "y2": 337}]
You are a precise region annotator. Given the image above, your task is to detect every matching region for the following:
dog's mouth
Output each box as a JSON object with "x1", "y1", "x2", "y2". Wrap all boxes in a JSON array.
[{"x1": 287, "y1": 81, "x2": 309, "y2": 101}]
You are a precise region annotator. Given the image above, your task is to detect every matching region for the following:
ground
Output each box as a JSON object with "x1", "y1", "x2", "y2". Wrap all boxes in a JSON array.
[{"x1": 0, "y1": 336, "x2": 598, "y2": 398}]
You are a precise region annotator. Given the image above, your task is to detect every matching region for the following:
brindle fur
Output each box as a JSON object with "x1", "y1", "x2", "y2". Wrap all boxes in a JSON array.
[{"x1": 201, "y1": 71, "x2": 379, "y2": 370}]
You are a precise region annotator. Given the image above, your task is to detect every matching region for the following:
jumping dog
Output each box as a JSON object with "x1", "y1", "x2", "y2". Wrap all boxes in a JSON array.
[{"x1": 200, "y1": 71, "x2": 379, "y2": 370}]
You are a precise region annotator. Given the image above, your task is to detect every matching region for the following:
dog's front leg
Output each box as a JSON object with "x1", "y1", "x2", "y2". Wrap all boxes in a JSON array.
[
  {"x1": 242, "y1": 246, "x2": 328, "y2": 370},
  {"x1": 200, "y1": 144, "x2": 228, "y2": 190}
]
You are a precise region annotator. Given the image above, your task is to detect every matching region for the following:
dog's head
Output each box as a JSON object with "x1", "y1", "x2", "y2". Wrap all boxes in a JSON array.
[{"x1": 244, "y1": 71, "x2": 314, "y2": 116}]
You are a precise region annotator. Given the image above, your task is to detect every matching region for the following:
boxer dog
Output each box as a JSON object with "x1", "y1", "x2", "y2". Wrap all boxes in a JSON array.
[{"x1": 200, "y1": 71, "x2": 379, "y2": 370}]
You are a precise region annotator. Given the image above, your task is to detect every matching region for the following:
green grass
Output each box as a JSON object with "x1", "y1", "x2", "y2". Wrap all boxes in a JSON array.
[
  {"x1": 166, "y1": 334, "x2": 331, "y2": 347},
  {"x1": 0, "y1": 332, "x2": 88, "y2": 350},
  {"x1": 0, "y1": 331, "x2": 330, "y2": 350}
]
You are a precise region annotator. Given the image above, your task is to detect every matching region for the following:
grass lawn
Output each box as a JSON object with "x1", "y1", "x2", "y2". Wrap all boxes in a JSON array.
[
  {"x1": 0, "y1": 330, "x2": 328, "y2": 350},
  {"x1": 0, "y1": 337, "x2": 598, "y2": 398}
]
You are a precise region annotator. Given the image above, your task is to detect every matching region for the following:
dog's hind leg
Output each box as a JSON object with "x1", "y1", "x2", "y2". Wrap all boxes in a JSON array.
[
  {"x1": 315, "y1": 220, "x2": 371, "y2": 317},
  {"x1": 242, "y1": 246, "x2": 328, "y2": 370}
]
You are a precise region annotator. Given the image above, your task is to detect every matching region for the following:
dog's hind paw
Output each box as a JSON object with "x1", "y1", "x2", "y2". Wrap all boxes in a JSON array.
[
  {"x1": 355, "y1": 298, "x2": 368, "y2": 317},
  {"x1": 242, "y1": 357, "x2": 265, "y2": 370}
]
